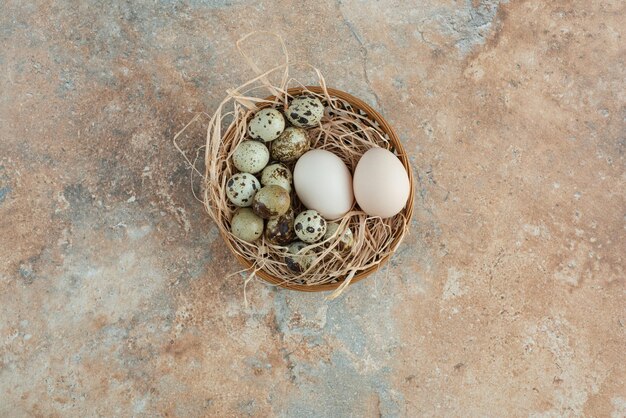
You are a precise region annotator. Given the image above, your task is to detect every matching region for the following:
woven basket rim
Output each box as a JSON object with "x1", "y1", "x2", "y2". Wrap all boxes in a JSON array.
[{"x1": 219, "y1": 86, "x2": 415, "y2": 292}]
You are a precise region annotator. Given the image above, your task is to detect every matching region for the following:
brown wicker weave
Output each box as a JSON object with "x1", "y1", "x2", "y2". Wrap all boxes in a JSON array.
[{"x1": 220, "y1": 86, "x2": 414, "y2": 292}]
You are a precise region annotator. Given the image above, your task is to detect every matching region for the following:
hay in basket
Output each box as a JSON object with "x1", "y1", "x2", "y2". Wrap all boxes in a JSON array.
[{"x1": 174, "y1": 32, "x2": 414, "y2": 299}]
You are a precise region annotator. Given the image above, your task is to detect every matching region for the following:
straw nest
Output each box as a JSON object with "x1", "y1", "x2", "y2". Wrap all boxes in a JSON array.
[{"x1": 175, "y1": 33, "x2": 413, "y2": 298}]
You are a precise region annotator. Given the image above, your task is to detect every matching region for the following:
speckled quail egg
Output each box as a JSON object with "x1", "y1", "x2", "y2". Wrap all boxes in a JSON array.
[
  {"x1": 285, "y1": 241, "x2": 315, "y2": 273},
  {"x1": 232, "y1": 140, "x2": 270, "y2": 174},
  {"x1": 286, "y1": 95, "x2": 324, "y2": 128},
  {"x1": 225, "y1": 173, "x2": 260, "y2": 207},
  {"x1": 252, "y1": 185, "x2": 290, "y2": 219},
  {"x1": 294, "y1": 210, "x2": 327, "y2": 243},
  {"x1": 248, "y1": 108, "x2": 285, "y2": 142},
  {"x1": 265, "y1": 209, "x2": 295, "y2": 246},
  {"x1": 271, "y1": 127, "x2": 310, "y2": 162},
  {"x1": 230, "y1": 207, "x2": 264, "y2": 243},
  {"x1": 323, "y1": 222, "x2": 354, "y2": 251},
  {"x1": 261, "y1": 163, "x2": 292, "y2": 193}
]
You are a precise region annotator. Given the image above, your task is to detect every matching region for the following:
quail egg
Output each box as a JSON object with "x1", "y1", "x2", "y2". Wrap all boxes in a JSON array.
[
  {"x1": 248, "y1": 108, "x2": 285, "y2": 142},
  {"x1": 271, "y1": 127, "x2": 310, "y2": 162},
  {"x1": 285, "y1": 241, "x2": 315, "y2": 273},
  {"x1": 323, "y1": 222, "x2": 354, "y2": 251},
  {"x1": 261, "y1": 163, "x2": 292, "y2": 193},
  {"x1": 231, "y1": 207, "x2": 264, "y2": 243},
  {"x1": 225, "y1": 173, "x2": 260, "y2": 207},
  {"x1": 265, "y1": 209, "x2": 295, "y2": 246},
  {"x1": 252, "y1": 185, "x2": 290, "y2": 219},
  {"x1": 232, "y1": 140, "x2": 270, "y2": 174},
  {"x1": 286, "y1": 95, "x2": 324, "y2": 127},
  {"x1": 294, "y1": 210, "x2": 327, "y2": 243}
]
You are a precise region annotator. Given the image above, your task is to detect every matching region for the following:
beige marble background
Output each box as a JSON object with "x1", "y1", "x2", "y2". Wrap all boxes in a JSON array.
[{"x1": 1, "y1": 0, "x2": 624, "y2": 416}]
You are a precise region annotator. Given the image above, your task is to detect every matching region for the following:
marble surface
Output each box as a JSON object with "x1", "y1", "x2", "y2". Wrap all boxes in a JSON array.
[{"x1": 1, "y1": 1, "x2": 625, "y2": 416}]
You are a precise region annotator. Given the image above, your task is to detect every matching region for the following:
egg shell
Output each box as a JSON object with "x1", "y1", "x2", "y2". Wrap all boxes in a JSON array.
[
  {"x1": 232, "y1": 140, "x2": 270, "y2": 174},
  {"x1": 261, "y1": 163, "x2": 292, "y2": 193},
  {"x1": 353, "y1": 148, "x2": 410, "y2": 218},
  {"x1": 231, "y1": 208, "x2": 264, "y2": 242},
  {"x1": 294, "y1": 210, "x2": 327, "y2": 243},
  {"x1": 293, "y1": 150, "x2": 354, "y2": 220},
  {"x1": 271, "y1": 127, "x2": 310, "y2": 162},
  {"x1": 248, "y1": 108, "x2": 285, "y2": 142},
  {"x1": 252, "y1": 185, "x2": 290, "y2": 219},
  {"x1": 265, "y1": 209, "x2": 295, "y2": 246},
  {"x1": 225, "y1": 173, "x2": 260, "y2": 207},
  {"x1": 323, "y1": 222, "x2": 354, "y2": 251},
  {"x1": 286, "y1": 95, "x2": 324, "y2": 128},
  {"x1": 285, "y1": 241, "x2": 315, "y2": 273}
]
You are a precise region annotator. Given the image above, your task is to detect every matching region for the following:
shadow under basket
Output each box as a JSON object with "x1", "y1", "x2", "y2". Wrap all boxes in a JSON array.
[{"x1": 219, "y1": 86, "x2": 414, "y2": 292}]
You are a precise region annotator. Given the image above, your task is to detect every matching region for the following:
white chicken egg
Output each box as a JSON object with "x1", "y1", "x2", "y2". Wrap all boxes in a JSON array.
[
  {"x1": 353, "y1": 147, "x2": 410, "y2": 218},
  {"x1": 293, "y1": 149, "x2": 354, "y2": 220},
  {"x1": 248, "y1": 108, "x2": 285, "y2": 142}
]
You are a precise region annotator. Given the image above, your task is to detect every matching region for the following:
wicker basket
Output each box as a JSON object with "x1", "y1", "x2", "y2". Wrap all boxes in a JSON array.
[{"x1": 220, "y1": 86, "x2": 414, "y2": 292}]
